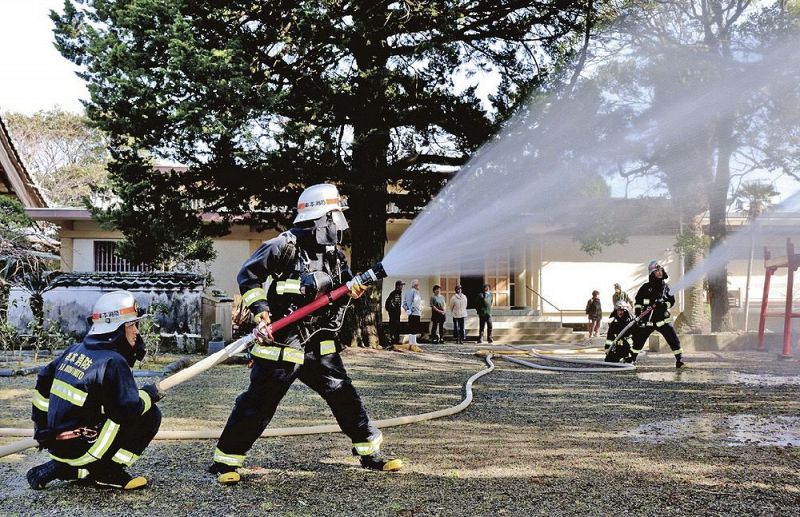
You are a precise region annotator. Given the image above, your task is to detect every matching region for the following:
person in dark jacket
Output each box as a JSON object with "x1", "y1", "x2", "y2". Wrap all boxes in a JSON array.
[
  {"x1": 628, "y1": 260, "x2": 686, "y2": 368},
  {"x1": 585, "y1": 290, "x2": 602, "y2": 337},
  {"x1": 475, "y1": 284, "x2": 493, "y2": 344},
  {"x1": 26, "y1": 290, "x2": 164, "y2": 490},
  {"x1": 604, "y1": 301, "x2": 635, "y2": 363},
  {"x1": 384, "y1": 280, "x2": 404, "y2": 345},
  {"x1": 210, "y1": 184, "x2": 402, "y2": 485}
]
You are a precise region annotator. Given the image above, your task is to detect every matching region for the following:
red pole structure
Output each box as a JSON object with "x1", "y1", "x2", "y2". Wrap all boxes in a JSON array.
[
  {"x1": 758, "y1": 248, "x2": 773, "y2": 351},
  {"x1": 757, "y1": 266, "x2": 773, "y2": 351},
  {"x1": 781, "y1": 239, "x2": 795, "y2": 359}
]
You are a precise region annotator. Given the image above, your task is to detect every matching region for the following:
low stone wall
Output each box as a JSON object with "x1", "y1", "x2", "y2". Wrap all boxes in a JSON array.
[{"x1": 9, "y1": 286, "x2": 202, "y2": 338}]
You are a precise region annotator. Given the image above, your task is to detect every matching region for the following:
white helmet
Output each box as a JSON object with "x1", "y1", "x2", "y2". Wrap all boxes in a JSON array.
[
  {"x1": 615, "y1": 300, "x2": 631, "y2": 311},
  {"x1": 88, "y1": 290, "x2": 146, "y2": 335},
  {"x1": 294, "y1": 183, "x2": 348, "y2": 223}
]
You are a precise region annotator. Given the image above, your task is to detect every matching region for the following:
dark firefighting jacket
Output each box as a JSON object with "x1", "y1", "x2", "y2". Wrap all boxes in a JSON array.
[
  {"x1": 238, "y1": 227, "x2": 353, "y2": 347},
  {"x1": 31, "y1": 331, "x2": 155, "y2": 465},
  {"x1": 634, "y1": 270, "x2": 676, "y2": 327},
  {"x1": 605, "y1": 310, "x2": 635, "y2": 349}
]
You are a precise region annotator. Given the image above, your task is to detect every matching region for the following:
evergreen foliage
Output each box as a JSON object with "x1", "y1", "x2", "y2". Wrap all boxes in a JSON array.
[{"x1": 52, "y1": 1, "x2": 595, "y2": 344}]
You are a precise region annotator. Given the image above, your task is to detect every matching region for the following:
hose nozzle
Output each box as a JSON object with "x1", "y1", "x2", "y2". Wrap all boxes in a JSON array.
[{"x1": 349, "y1": 262, "x2": 387, "y2": 288}]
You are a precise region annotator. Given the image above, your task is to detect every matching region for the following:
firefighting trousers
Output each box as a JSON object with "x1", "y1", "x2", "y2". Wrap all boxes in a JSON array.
[
  {"x1": 49, "y1": 405, "x2": 162, "y2": 470},
  {"x1": 631, "y1": 323, "x2": 683, "y2": 357},
  {"x1": 214, "y1": 339, "x2": 381, "y2": 465}
]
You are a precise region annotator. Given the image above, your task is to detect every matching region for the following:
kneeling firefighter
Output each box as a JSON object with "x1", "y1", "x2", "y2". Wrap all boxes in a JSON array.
[
  {"x1": 628, "y1": 260, "x2": 686, "y2": 368},
  {"x1": 604, "y1": 301, "x2": 635, "y2": 363},
  {"x1": 27, "y1": 291, "x2": 164, "y2": 490},
  {"x1": 210, "y1": 184, "x2": 403, "y2": 485}
]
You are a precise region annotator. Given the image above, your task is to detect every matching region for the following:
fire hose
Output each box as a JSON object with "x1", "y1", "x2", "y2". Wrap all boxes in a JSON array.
[
  {"x1": 0, "y1": 262, "x2": 640, "y2": 458},
  {"x1": 0, "y1": 263, "x2": 387, "y2": 458},
  {"x1": 0, "y1": 263, "x2": 498, "y2": 458},
  {"x1": 0, "y1": 353, "x2": 496, "y2": 457}
]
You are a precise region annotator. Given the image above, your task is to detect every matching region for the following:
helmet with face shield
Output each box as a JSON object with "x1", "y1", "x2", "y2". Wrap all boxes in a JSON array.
[{"x1": 294, "y1": 184, "x2": 349, "y2": 245}]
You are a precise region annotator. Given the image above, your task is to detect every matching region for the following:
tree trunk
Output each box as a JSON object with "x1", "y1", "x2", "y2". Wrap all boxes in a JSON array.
[
  {"x1": 30, "y1": 292, "x2": 44, "y2": 328},
  {"x1": 347, "y1": 181, "x2": 389, "y2": 348},
  {"x1": 0, "y1": 281, "x2": 8, "y2": 321},
  {"x1": 346, "y1": 16, "x2": 392, "y2": 348},
  {"x1": 679, "y1": 215, "x2": 711, "y2": 333},
  {"x1": 708, "y1": 115, "x2": 735, "y2": 331}
]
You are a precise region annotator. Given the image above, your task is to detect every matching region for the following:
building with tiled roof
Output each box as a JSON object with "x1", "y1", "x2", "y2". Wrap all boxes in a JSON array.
[{"x1": 0, "y1": 114, "x2": 47, "y2": 208}]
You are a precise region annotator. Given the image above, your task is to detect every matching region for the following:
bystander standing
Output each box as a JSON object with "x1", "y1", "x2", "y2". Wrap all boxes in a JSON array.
[
  {"x1": 450, "y1": 285, "x2": 468, "y2": 344},
  {"x1": 429, "y1": 285, "x2": 446, "y2": 343}
]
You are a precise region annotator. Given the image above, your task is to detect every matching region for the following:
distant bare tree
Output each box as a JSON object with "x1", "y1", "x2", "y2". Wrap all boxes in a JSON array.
[{"x1": 3, "y1": 109, "x2": 109, "y2": 207}]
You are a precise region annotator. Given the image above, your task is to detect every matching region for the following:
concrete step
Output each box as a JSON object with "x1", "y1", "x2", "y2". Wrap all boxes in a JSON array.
[
  {"x1": 476, "y1": 330, "x2": 579, "y2": 339},
  {"x1": 444, "y1": 321, "x2": 567, "y2": 330},
  {"x1": 433, "y1": 333, "x2": 587, "y2": 343},
  {"x1": 466, "y1": 318, "x2": 563, "y2": 327},
  {"x1": 444, "y1": 327, "x2": 575, "y2": 336},
  {"x1": 435, "y1": 338, "x2": 589, "y2": 345}
]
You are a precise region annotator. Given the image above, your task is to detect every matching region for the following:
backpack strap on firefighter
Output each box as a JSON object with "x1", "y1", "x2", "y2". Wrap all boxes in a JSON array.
[{"x1": 275, "y1": 230, "x2": 298, "y2": 273}]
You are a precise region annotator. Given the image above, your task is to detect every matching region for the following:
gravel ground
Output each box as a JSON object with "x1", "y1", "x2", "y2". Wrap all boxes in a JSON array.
[{"x1": 1, "y1": 344, "x2": 800, "y2": 516}]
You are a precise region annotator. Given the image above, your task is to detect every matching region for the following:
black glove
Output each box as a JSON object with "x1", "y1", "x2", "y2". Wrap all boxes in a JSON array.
[
  {"x1": 33, "y1": 427, "x2": 55, "y2": 450},
  {"x1": 141, "y1": 383, "x2": 166, "y2": 403}
]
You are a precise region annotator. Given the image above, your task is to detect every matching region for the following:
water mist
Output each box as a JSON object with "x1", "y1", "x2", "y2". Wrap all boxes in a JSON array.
[{"x1": 381, "y1": 9, "x2": 800, "y2": 293}]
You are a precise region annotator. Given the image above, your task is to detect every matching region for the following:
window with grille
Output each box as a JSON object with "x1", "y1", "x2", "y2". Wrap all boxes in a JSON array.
[{"x1": 93, "y1": 241, "x2": 151, "y2": 272}]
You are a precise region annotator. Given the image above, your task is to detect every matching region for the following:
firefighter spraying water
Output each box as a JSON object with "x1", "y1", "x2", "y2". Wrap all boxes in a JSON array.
[
  {"x1": 208, "y1": 183, "x2": 403, "y2": 485},
  {"x1": 602, "y1": 260, "x2": 685, "y2": 368}
]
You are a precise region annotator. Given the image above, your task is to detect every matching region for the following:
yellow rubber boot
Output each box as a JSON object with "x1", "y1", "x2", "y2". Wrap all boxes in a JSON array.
[
  {"x1": 209, "y1": 462, "x2": 241, "y2": 485},
  {"x1": 217, "y1": 471, "x2": 241, "y2": 485},
  {"x1": 360, "y1": 452, "x2": 404, "y2": 472},
  {"x1": 123, "y1": 476, "x2": 148, "y2": 490}
]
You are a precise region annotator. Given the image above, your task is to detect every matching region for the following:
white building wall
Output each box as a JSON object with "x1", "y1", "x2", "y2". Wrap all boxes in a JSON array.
[
  {"x1": 538, "y1": 235, "x2": 681, "y2": 317},
  {"x1": 208, "y1": 240, "x2": 252, "y2": 298},
  {"x1": 72, "y1": 238, "x2": 97, "y2": 271}
]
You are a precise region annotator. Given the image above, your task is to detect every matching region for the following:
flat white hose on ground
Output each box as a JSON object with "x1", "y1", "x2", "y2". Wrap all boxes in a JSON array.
[
  {"x1": 502, "y1": 355, "x2": 635, "y2": 373},
  {"x1": 0, "y1": 354, "x2": 495, "y2": 456},
  {"x1": 476, "y1": 342, "x2": 636, "y2": 372},
  {"x1": 1, "y1": 342, "x2": 635, "y2": 458},
  {"x1": 483, "y1": 344, "x2": 636, "y2": 373}
]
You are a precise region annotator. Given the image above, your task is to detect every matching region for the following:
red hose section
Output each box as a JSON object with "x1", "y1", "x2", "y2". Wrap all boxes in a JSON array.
[{"x1": 269, "y1": 284, "x2": 351, "y2": 333}]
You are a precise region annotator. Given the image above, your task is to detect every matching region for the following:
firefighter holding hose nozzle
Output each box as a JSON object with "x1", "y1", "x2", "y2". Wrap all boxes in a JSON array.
[
  {"x1": 627, "y1": 260, "x2": 686, "y2": 368},
  {"x1": 604, "y1": 300, "x2": 635, "y2": 363},
  {"x1": 26, "y1": 291, "x2": 164, "y2": 490},
  {"x1": 209, "y1": 184, "x2": 403, "y2": 485}
]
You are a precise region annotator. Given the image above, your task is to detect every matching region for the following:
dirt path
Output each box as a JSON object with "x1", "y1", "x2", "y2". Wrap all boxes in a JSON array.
[{"x1": 2, "y1": 345, "x2": 799, "y2": 516}]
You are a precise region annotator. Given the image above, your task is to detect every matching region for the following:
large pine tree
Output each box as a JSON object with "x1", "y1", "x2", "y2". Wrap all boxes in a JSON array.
[{"x1": 53, "y1": 0, "x2": 596, "y2": 345}]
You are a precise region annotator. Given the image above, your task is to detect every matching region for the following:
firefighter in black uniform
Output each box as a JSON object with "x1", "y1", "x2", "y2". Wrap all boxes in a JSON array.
[
  {"x1": 628, "y1": 260, "x2": 686, "y2": 368},
  {"x1": 209, "y1": 184, "x2": 403, "y2": 485},
  {"x1": 26, "y1": 290, "x2": 164, "y2": 490},
  {"x1": 604, "y1": 300, "x2": 635, "y2": 363}
]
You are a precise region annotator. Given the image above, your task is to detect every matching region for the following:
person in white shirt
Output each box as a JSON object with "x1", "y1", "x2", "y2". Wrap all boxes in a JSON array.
[
  {"x1": 402, "y1": 279, "x2": 423, "y2": 346},
  {"x1": 449, "y1": 285, "x2": 468, "y2": 344}
]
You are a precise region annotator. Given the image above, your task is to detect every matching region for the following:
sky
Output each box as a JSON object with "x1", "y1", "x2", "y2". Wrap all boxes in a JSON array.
[
  {"x1": 0, "y1": 1, "x2": 88, "y2": 115},
  {"x1": 0, "y1": 1, "x2": 796, "y2": 204}
]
